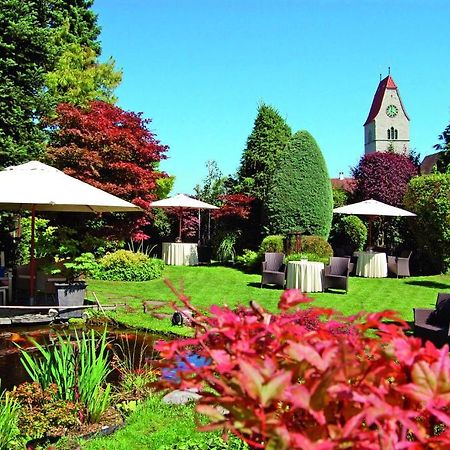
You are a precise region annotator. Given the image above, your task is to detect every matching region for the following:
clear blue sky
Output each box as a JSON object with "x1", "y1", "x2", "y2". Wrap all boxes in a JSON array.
[{"x1": 93, "y1": 0, "x2": 450, "y2": 195}]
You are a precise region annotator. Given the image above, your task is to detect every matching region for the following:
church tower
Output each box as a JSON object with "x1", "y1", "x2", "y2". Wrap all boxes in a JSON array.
[{"x1": 364, "y1": 74, "x2": 410, "y2": 155}]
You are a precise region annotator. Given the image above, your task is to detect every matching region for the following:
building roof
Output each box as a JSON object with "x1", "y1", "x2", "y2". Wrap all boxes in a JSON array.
[
  {"x1": 420, "y1": 152, "x2": 445, "y2": 174},
  {"x1": 330, "y1": 177, "x2": 355, "y2": 192},
  {"x1": 364, "y1": 75, "x2": 410, "y2": 125}
]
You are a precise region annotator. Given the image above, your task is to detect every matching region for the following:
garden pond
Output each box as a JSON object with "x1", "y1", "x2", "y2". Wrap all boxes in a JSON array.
[{"x1": 0, "y1": 324, "x2": 164, "y2": 391}]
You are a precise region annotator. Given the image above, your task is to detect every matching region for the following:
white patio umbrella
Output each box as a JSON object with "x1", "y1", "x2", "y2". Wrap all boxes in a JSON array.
[
  {"x1": 0, "y1": 161, "x2": 142, "y2": 300},
  {"x1": 333, "y1": 199, "x2": 416, "y2": 246},
  {"x1": 150, "y1": 194, "x2": 218, "y2": 242}
]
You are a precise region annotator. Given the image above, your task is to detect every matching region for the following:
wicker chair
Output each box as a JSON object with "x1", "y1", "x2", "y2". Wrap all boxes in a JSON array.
[
  {"x1": 323, "y1": 257, "x2": 351, "y2": 293},
  {"x1": 261, "y1": 253, "x2": 286, "y2": 288},
  {"x1": 413, "y1": 293, "x2": 450, "y2": 347},
  {"x1": 387, "y1": 250, "x2": 412, "y2": 277}
]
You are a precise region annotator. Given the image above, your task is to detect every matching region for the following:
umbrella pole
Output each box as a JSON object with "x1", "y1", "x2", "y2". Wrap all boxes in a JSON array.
[
  {"x1": 208, "y1": 211, "x2": 211, "y2": 243},
  {"x1": 29, "y1": 205, "x2": 36, "y2": 305},
  {"x1": 368, "y1": 216, "x2": 373, "y2": 248},
  {"x1": 178, "y1": 209, "x2": 182, "y2": 242},
  {"x1": 198, "y1": 209, "x2": 201, "y2": 244}
]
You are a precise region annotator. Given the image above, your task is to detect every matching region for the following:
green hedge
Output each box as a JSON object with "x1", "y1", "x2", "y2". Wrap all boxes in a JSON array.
[
  {"x1": 259, "y1": 235, "x2": 284, "y2": 253},
  {"x1": 97, "y1": 250, "x2": 165, "y2": 281},
  {"x1": 265, "y1": 130, "x2": 333, "y2": 238},
  {"x1": 285, "y1": 252, "x2": 329, "y2": 264},
  {"x1": 302, "y1": 235, "x2": 333, "y2": 259}
]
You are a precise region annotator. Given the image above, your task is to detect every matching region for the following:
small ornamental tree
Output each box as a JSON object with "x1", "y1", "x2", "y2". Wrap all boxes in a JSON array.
[
  {"x1": 404, "y1": 173, "x2": 450, "y2": 273},
  {"x1": 265, "y1": 130, "x2": 333, "y2": 238},
  {"x1": 352, "y1": 152, "x2": 418, "y2": 206},
  {"x1": 212, "y1": 194, "x2": 256, "y2": 254},
  {"x1": 155, "y1": 286, "x2": 450, "y2": 449},
  {"x1": 46, "y1": 101, "x2": 169, "y2": 239}
]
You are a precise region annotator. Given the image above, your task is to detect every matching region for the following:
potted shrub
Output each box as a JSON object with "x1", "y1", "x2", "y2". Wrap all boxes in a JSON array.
[{"x1": 51, "y1": 253, "x2": 98, "y2": 319}]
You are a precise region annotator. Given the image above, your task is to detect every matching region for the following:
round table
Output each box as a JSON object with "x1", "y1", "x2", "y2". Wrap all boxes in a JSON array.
[
  {"x1": 286, "y1": 261, "x2": 324, "y2": 292},
  {"x1": 162, "y1": 242, "x2": 199, "y2": 266},
  {"x1": 354, "y1": 251, "x2": 387, "y2": 278}
]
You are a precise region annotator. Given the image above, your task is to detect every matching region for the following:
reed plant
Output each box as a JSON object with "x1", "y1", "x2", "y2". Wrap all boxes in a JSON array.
[
  {"x1": 112, "y1": 332, "x2": 158, "y2": 402},
  {"x1": 18, "y1": 328, "x2": 112, "y2": 423},
  {"x1": 0, "y1": 383, "x2": 22, "y2": 450},
  {"x1": 20, "y1": 334, "x2": 75, "y2": 400},
  {"x1": 75, "y1": 329, "x2": 111, "y2": 422}
]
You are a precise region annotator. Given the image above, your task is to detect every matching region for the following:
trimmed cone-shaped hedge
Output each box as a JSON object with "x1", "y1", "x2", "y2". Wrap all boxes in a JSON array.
[{"x1": 265, "y1": 130, "x2": 333, "y2": 238}]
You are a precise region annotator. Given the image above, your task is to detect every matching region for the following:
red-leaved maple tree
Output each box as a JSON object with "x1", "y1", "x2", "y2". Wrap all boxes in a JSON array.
[
  {"x1": 213, "y1": 194, "x2": 254, "y2": 220},
  {"x1": 155, "y1": 285, "x2": 450, "y2": 449},
  {"x1": 46, "y1": 101, "x2": 169, "y2": 238}
]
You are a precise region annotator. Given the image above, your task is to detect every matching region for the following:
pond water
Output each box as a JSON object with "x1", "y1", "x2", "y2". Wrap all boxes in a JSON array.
[{"x1": 0, "y1": 324, "x2": 165, "y2": 392}]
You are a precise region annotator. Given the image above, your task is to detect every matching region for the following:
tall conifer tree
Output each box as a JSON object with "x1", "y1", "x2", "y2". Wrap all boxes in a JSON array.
[
  {"x1": 0, "y1": 0, "x2": 53, "y2": 166},
  {"x1": 238, "y1": 103, "x2": 291, "y2": 203}
]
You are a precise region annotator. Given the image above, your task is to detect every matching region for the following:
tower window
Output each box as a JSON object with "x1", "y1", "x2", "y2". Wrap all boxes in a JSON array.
[{"x1": 388, "y1": 127, "x2": 398, "y2": 140}]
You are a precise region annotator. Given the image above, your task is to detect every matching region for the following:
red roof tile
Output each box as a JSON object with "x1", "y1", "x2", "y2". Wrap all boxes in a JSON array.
[
  {"x1": 364, "y1": 75, "x2": 409, "y2": 125},
  {"x1": 330, "y1": 178, "x2": 355, "y2": 192}
]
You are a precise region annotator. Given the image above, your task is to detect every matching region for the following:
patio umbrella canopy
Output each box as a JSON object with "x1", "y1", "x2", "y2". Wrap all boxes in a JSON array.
[
  {"x1": 0, "y1": 161, "x2": 142, "y2": 300},
  {"x1": 333, "y1": 199, "x2": 416, "y2": 246},
  {"x1": 0, "y1": 161, "x2": 140, "y2": 213},
  {"x1": 150, "y1": 194, "x2": 218, "y2": 241}
]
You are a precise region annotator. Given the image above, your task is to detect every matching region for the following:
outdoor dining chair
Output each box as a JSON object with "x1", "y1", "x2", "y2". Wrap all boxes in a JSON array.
[
  {"x1": 261, "y1": 252, "x2": 286, "y2": 288},
  {"x1": 387, "y1": 250, "x2": 412, "y2": 277},
  {"x1": 323, "y1": 257, "x2": 351, "y2": 293},
  {"x1": 413, "y1": 293, "x2": 450, "y2": 348}
]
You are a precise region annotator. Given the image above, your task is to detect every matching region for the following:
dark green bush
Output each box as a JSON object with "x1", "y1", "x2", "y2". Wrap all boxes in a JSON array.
[
  {"x1": 334, "y1": 216, "x2": 367, "y2": 252},
  {"x1": 302, "y1": 236, "x2": 333, "y2": 259},
  {"x1": 97, "y1": 250, "x2": 165, "y2": 281},
  {"x1": 265, "y1": 130, "x2": 333, "y2": 238},
  {"x1": 404, "y1": 173, "x2": 450, "y2": 273},
  {"x1": 259, "y1": 235, "x2": 284, "y2": 253},
  {"x1": 235, "y1": 249, "x2": 262, "y2": 272}
]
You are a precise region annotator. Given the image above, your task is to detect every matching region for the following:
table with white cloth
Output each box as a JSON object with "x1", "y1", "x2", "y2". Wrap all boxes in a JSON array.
[
  {"x1": 286, "y1": 260, "x2": 324, "y2": 292},
  {"x1": 354, "y1": 251, "x2": 387, "y2": 278},
  {"x1": 162, "y1": 242, "x2": 199, "y2": 266}
]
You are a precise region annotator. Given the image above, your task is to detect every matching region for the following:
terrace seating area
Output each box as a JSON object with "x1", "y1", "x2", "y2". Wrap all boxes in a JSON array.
[{"x1": 413, "y1": 293, "x2": 450, "y2": 348}]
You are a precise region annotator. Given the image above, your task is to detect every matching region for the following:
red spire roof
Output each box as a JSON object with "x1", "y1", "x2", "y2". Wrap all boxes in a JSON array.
[{"x1": 364, "y1": 75, "x2": 407, "y2": 125}]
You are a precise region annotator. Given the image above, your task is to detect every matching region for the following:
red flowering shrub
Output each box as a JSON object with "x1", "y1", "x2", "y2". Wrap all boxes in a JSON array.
[{"x1": 155, "y1": 285, "x2": 450, "y2": 449}]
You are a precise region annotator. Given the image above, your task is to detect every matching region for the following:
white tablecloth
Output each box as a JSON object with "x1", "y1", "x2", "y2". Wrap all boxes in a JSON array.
[
  {"x1": 286, "y1": 261, "x2": 324, "y2": 292},
  {"x1": 354, "y1": 251, "x2": 387, "y2": 278},
  {"x1": 162, "y1": 242, "x2": 199, "y2": 266}
]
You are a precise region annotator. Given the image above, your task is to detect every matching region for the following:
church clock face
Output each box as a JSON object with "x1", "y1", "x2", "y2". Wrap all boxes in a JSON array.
[{"x1": 386, "y1": 104, "x2": 398, "y2": 118}]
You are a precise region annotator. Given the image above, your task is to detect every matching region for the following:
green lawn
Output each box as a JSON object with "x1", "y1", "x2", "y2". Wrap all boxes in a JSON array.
[{"x1": 86, "y1": 264, "x2": 450, "y2": 334}]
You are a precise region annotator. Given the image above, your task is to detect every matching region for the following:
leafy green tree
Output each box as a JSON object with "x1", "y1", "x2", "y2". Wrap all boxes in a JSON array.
[
  {"x1": 194, "y1": 160, "x2": 226, "y2": 205},
  {"x1": 44, "y1": 1, "x2": 121, "y2": 110},
  {"x1": 432, "y1": 122, "x2": 450, "y2": 173},
  {"x1": 0, "y1": 0, "x2": 117, "y2": 166},
  {"x1": 266, "y1": 130, "x2": 333, "y2": 238},
  {"x1": 404, "y1": 173, "x2": 450, "y2": 274},
  {"x1": 45, "y1": 43, "x2": 122, "y2": 107},
  {"x1": 237, "y1": 103, "x2": 291, "y2": 202},
  {"x1": 0, "y1": 0, "x2": 53, "y2": 166}
]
